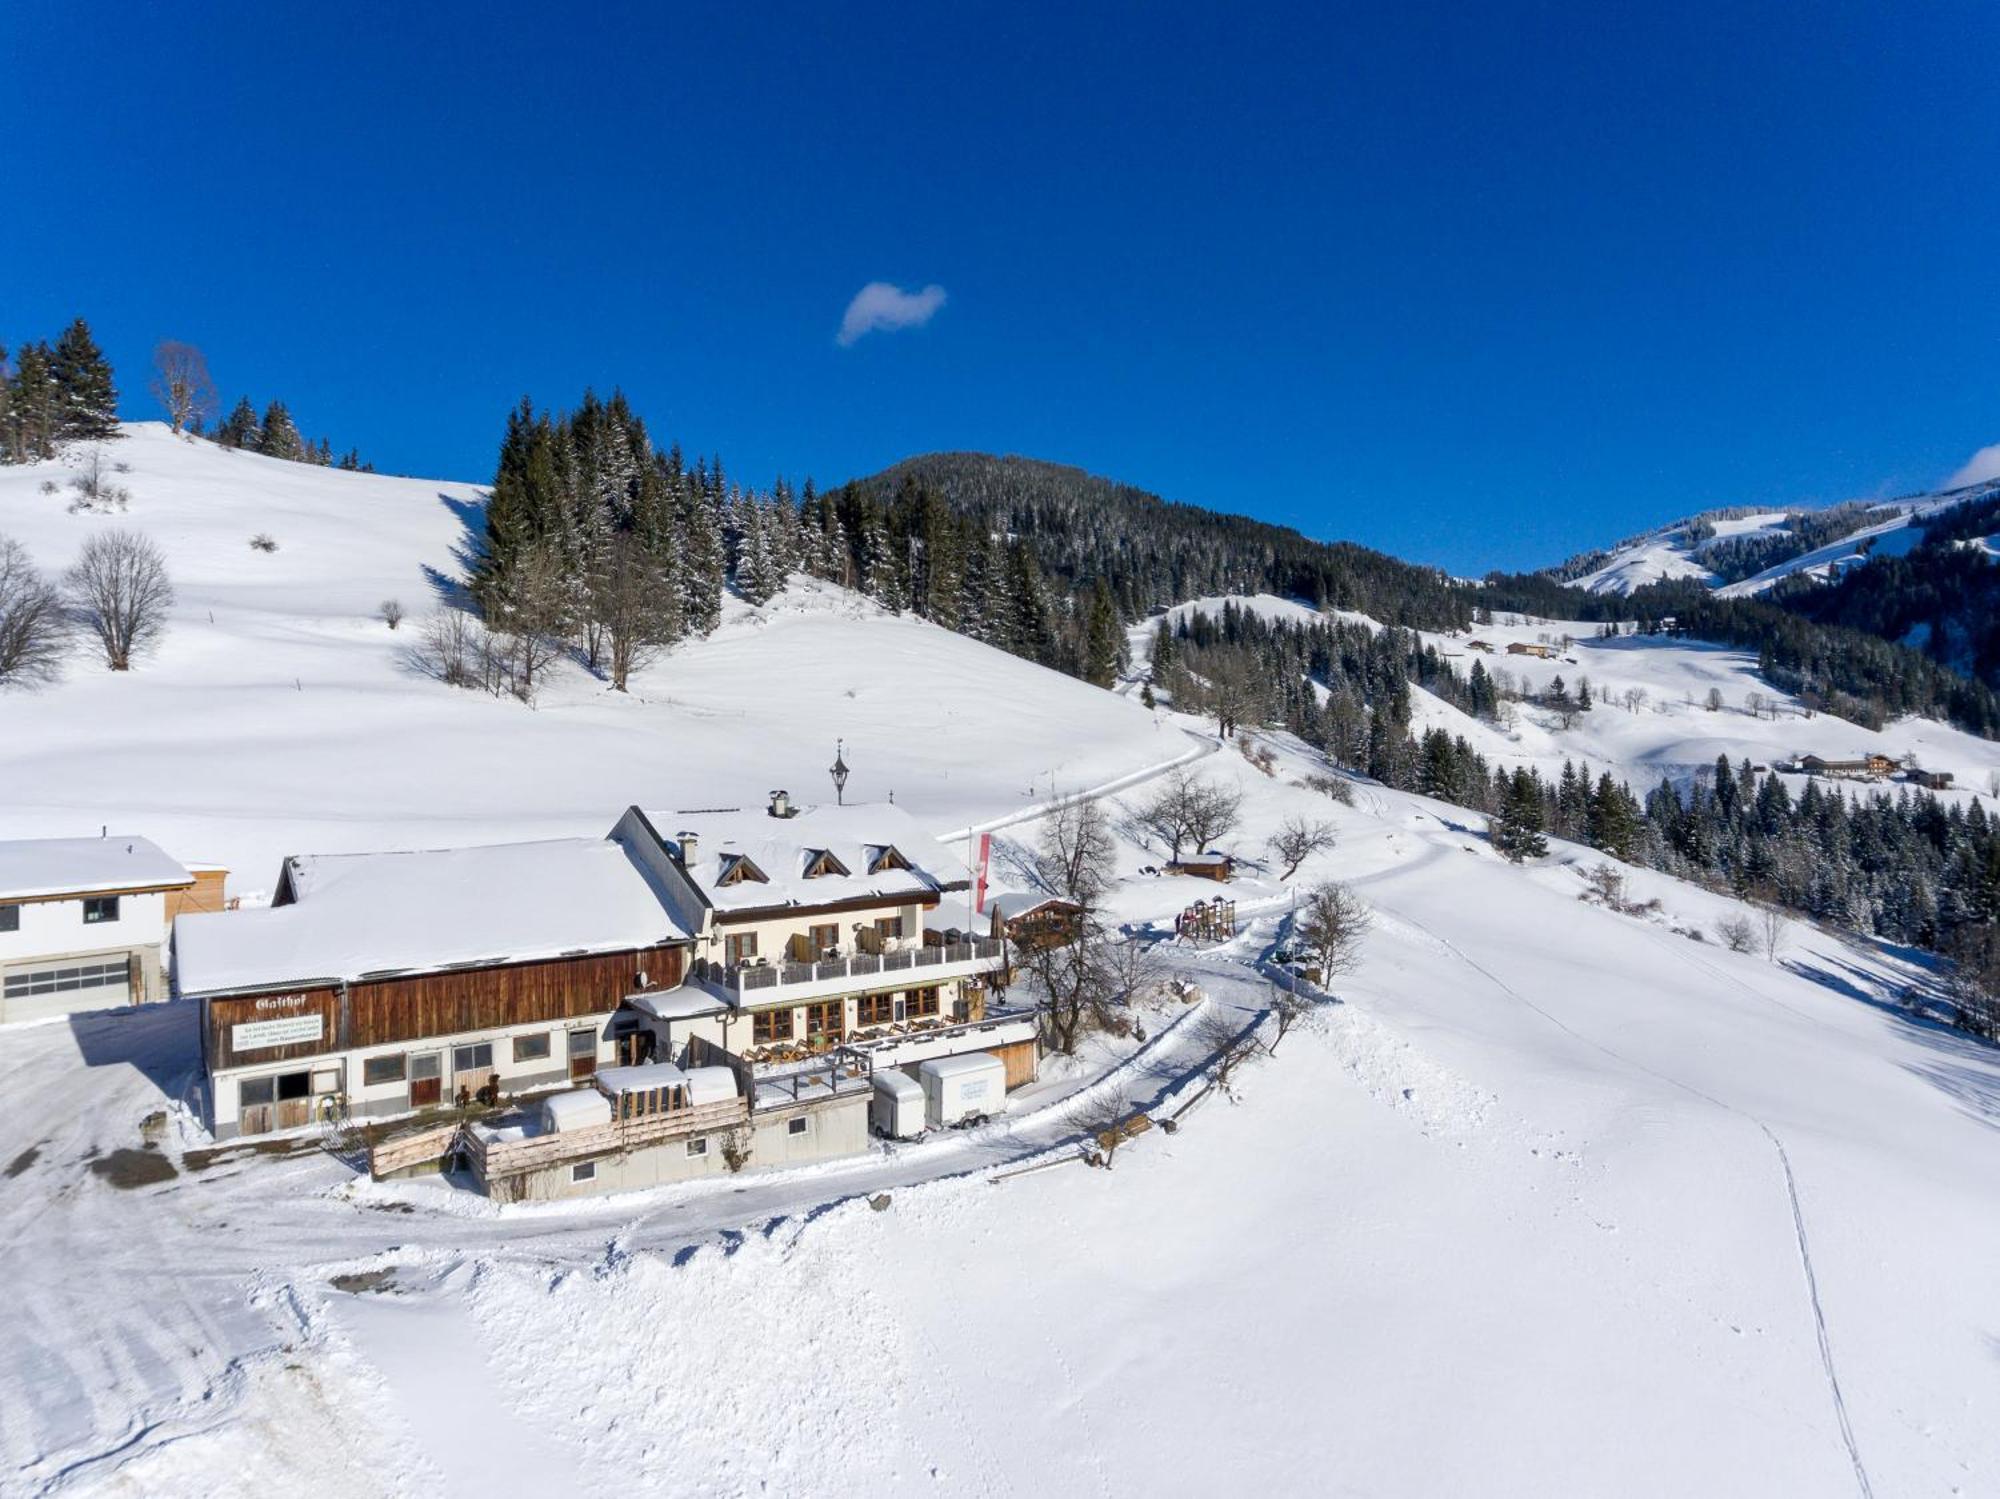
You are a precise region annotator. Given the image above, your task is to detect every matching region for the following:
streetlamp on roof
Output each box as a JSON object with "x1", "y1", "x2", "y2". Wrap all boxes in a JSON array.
[{"x1": 830, "y1": 740, "x2": 850, "y2": 806}]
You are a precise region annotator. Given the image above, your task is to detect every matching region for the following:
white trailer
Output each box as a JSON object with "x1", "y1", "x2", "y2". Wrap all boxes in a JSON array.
[
  {"x1": 918, "y1": 1052, "x2": 1006, "y2": 1129},
  {"x1": 871, "y1": 1068, "x2": 926, "y2": 1139}
]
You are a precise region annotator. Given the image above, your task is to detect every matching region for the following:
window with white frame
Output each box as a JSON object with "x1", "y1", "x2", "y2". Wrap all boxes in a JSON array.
[
  {"x1": 686, "y1": 1137, "x2": 709, "y2": 1158},
  {"x1": 572, "y1": 1161, "x2": 596, "y2": 1183},
  {"x1": 362, "y1": 1054, "x2": 406, "y2": 1087},
  {"x1": 787, "y1": 1116, "x2": 808, "y2": 1137},
  {"x1": 513, "y1": 1032, "x2": 551, "y2": 1064}
]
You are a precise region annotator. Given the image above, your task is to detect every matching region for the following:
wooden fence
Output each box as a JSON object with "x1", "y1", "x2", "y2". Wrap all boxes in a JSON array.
[
  {"x1": 366, "y1": 1122, "x2": 462, "y2": 1179},
  {"x1": 466, "y1": 1096, "x2": 749, "y2": 1181}
]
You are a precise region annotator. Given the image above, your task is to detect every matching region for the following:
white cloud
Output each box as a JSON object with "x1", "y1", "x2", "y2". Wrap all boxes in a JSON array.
[
  {"x1": 836, "y1": 281, "x2": 947, "y2": 347},
  {"x1": 1945, "y1": 442, "x2": 2000, "y2": 490}
]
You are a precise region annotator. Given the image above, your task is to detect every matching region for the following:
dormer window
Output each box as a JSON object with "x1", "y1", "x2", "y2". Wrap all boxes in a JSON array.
[
  {"x1": 715, "y1": 853, "x2": 769, "y2": 887},
  {"x1": 868, "y1": 845, "x2": 911, "y2": 875},
  {"x1": 803, "y1": 849, "x2": 851, "y2": 879}
]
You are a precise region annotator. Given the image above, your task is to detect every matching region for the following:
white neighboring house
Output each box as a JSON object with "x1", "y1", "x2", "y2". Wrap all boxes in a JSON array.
[{"x1": 0, "y1": 836, "x2": 199, "y2": 1022}]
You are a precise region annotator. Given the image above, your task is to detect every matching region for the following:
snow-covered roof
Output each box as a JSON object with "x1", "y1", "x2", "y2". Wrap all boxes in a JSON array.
[
  {"x1": 0, "y1": 835, "x2": 193, "y2": 903},
  {"x1": 639, "y1": 801, "x2": 969, "y2": 916},
  {"x1": 596, "y1": 1062, "x2": 688, "y2": 1096},
  {"x1": 627, "y1": 988, "x2": 730, "y2": 1022},
  {"x1": 985, "y1": 891, "x2": 1080, "y2": 921},
  {"x1": 173, "y1": 835, "x2": 691, "y2": 996}
]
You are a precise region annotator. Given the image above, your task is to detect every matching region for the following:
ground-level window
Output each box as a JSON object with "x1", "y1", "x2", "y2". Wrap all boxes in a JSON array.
[
  {"x1": 362, "y1": 1054, "x2": 406, "y2": 1087},
  {"x1": 724, "y1": 931, "x2": 758, "y2": 966},
  {"x1": 513, "y1": 1032, "x2": 551, "y2": 1064},
  {"x1": 571, "y1": 1161, "x2": 596, "y2": 1183},
  {"x1": 804, "y1": 1000, "x2": 844, "y2": 1039},
  {"x1": 567, "y1": 1029, "x2": 596, "y2": 1058},
  {"x1": 686, "y1": 1137, "x2": 708, "y2": 1158},
  {"x1": 0, "y1": 905, "x2": 17, "y2": 933},
  {"x1": 411, "y1": 1053, "x2": 441, "y2": 1081},
  {"x1": 905, "y1": 986, "x2": 940, "y2": 1019},
  {"x1": 855, "y1": 992, "x2": 894, "y2": 1026},
  {"x1": 2, "y1": 959, "x2": 127, "y2": 1000},
  {"x1": 753, "y1": 1007, "x2": 794, "y2": 1043},
  {"x1": 240, "y1": 1069, "x2": 311, "y2": 1107},
  {"x1": 787, "y1": 1116, "x2": 809, "y2": 1137},
  {"x1": 83, "y1": 895, "x2": 121, "y2": 924},
  {"x1": 452, "y1": 1041, "x2": 494, "y2": 1075}
]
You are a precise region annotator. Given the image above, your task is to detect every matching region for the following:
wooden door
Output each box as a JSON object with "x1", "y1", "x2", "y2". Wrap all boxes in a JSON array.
[
  {"x1": 240, "y1": 1103, "x2": 275, "y2": 1135},
  {"x1": 409, "y1": 1051, "x2": 441, "y2": 1107},
  {"x1": 568, "y1": 1029, "x2": 597, "y2": 1080},
  {"x1": 276, "y1": 1097, "x2": 314, "y2": 1130}
]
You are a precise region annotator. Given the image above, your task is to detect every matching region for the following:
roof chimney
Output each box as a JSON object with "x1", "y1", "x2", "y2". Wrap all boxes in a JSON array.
[
  {"x1": 768, "y1": 789, "x2": 792, "y2": 819},
  {"x1": 677, "y1": 831, "x2": 699, "y2": 864}
]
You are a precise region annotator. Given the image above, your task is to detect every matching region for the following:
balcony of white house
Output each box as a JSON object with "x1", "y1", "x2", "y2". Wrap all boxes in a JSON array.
[{"x1": 689, "y1": 935, "x2": 1007, "y2": 1007}]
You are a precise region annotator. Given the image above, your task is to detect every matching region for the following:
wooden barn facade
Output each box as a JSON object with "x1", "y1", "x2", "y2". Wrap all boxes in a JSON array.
[{"x1": 174, "y1": 833, "x2": 694, "y2": 1138}]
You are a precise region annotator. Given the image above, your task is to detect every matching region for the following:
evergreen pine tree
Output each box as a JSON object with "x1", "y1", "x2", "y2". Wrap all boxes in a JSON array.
[
  {"x1": 215, "y1": 396, "x2": 260, "y2": 449},
  {"x1": 1082, "y1": 580, "x2": 1123, "y2": 687},
  {"x1": 257, "y1": 401, "x2": 305, "y2": 461},
  {"x1": 50, "y1": 318, "x2": 119, "y2": 441},
  {"x1": 1492, "y1": 768, "x2": 1550, "y2": 862}
]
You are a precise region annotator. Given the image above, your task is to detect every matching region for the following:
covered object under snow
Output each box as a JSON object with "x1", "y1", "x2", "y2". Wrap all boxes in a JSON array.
[{"x1": 541, "y1": 1089, "x2": 613, "y2": 1133}]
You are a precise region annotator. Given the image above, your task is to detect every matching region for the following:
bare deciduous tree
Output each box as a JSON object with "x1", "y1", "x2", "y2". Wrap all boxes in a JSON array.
[
  {"x1": 589, "y1": 533, "x2": 680, "y2": 691},
  {"x1": 412, "y1": 607, "x2": 479, "y2": 687},
  {"x1": 1134, "y1": 766, "x2": 1242, "y2": 863},
  {"x1": 486, "y1": 539, "x2": 569, "y2": 702},
  {"x1": 1026, "y1": 930, "x2": 1152, "y2": 1056},
  {"x1": 1294, "y1": 881, "x2": 1371, "y2": 985},
  {"x1": 1035, "y1": 796, "x2": 1115, "y2": 909},
  {"x1": 1197, "y1": 1008, "x2": 1263, "y2": 1095},
  {"x1": 1074, "y1": 1085, "x2": 1136, "y2": 1170},
  {"x1": 379, "y1": 599, "x2": 405, "y2": 631},
  {"x1": 1267, "y1": 983, "x2": 1324, "y2": 1054},
  {"x1": 150, "y1": 342, "x2": 218, "y2": 434},
  {"x1": 67, "y1": 448, "x2": 131, "y2": 513},
  {"x1": 1758, "y1": 905, "x2": 1788, "y2": 965},
  {"x1": 64, "y1": 530, "x2": 173, "y2": 670},
  {"x1": 1715, "y1": 914, "x2": 1756, "y2": 953},
  {"x1": 0, "y1": 535, "x2": 70, "y2": 687},
  {"x1": 1267, "y1": 816, "x2": 1337, "y2": 880}
]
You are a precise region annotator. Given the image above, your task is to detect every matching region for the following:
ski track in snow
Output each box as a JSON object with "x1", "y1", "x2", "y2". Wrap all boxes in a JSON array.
[{"x1": 1365, "y1": 894, "x2": 1876, "y2": 1499}]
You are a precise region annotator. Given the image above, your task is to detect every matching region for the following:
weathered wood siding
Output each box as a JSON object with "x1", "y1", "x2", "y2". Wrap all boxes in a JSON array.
[
  {"x1": 205, "y1": 943, "x2": 685, "y2": 1070},
  {"x1": 205, "y1": 987, "x2": 343, "y2": 1071},
  {"x1": 345, "y1": 945, "x2": 684, "y2": 1050}
]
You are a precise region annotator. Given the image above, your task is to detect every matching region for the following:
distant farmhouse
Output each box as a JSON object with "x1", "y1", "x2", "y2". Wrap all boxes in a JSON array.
[
  {"x1": 1, "y1": 835, "x2": 224, "y2": 1023},
  {"x1": 1795, "y1": 753, "x2": 1900, "y2": 781},
  {"x1": 1506, "y1": 642, "x2": 1559, "y2": 659}
]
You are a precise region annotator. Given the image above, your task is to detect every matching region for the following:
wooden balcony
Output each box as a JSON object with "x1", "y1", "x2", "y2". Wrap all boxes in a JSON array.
[{"x1": 692, "y1": 936, "x2": 1007, "y2": 1005}]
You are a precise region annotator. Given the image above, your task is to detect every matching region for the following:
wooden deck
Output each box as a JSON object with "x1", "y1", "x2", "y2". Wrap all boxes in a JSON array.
[{"x1": 466, "y1": 1096, "x2": 749, "y2": 1181}]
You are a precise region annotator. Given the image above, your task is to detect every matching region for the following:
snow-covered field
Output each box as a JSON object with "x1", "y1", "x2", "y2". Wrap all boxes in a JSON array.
[{"x1": 4, "y1": 432, "x2": 2000, "y2": 1497}]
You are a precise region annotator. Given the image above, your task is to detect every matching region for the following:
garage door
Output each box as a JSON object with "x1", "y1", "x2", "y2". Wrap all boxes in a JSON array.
[{"x1": 2, "y1": 957, "x2": 133, "y2": 1022}]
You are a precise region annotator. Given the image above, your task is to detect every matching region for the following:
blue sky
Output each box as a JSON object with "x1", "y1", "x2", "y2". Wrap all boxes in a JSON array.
[{"x1": 4, "y1": 2, "x2": 1996, "y2": 573}]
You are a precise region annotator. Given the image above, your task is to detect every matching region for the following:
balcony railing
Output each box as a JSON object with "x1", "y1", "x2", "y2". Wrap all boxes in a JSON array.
[{"x1": 693, "y1": 937, "x2": 1006, "y2": 999}]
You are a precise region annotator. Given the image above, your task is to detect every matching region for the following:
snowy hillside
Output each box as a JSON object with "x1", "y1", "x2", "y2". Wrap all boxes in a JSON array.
[
  {"x1": 0, "y1": 424, "x2": 1172, "y2": 889},
  {"x1": 1557, "y1": 477, "x2": 2000, "y2": 598},
  {"x1": 1132, "y1": 598, "x2": 2000, "y2": 802},
  {"x1": 4, "y1": 432, "x2": 2000, "y2": 1496}
]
